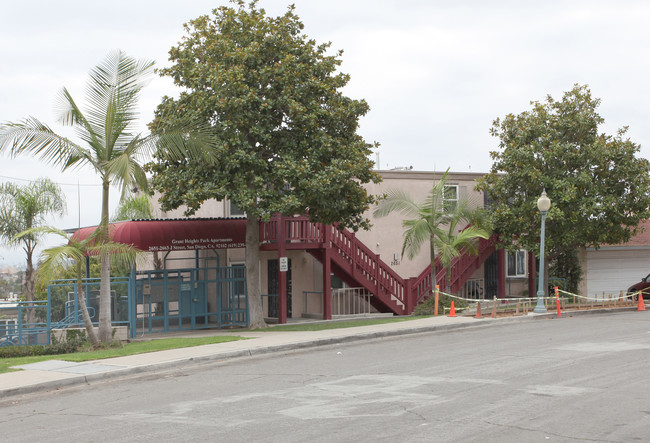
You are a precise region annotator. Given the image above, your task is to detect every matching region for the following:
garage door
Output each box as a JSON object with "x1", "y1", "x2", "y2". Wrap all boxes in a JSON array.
[{"x1": 586, "y1": 248, "x2": 650, "y2": 298}]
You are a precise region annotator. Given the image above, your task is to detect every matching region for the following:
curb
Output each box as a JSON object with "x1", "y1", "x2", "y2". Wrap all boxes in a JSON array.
[{"x1": 0, "y1": 306, "x2": 640, "y2": 399}]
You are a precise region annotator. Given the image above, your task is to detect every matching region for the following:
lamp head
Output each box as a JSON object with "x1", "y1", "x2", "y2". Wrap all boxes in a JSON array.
[{"x1": 537, "y1": 190, "x2": 551, "y2": 212}]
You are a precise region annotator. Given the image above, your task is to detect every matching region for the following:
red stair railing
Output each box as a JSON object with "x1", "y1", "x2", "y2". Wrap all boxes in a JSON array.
[{"x1": 260, "y1": 216, "x2": 496, "y2": 314}]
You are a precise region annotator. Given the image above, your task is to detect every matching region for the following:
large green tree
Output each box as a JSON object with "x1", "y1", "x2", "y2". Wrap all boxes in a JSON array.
[
  {"x1": 148, "y1": 1, "x2": 381, "y2": 328},
  {"x1": 374, "y1": 170, "x2": 491, "y2": 293},
  {"x1": 0, "y1": 51, "x2": 210, "y2": 342},
  {"x1": 478, "y1": 84, "x2": 650, "y2": 289},
  {"x1": 0, "y1": 178, "x2": 66, "y2": 321}
]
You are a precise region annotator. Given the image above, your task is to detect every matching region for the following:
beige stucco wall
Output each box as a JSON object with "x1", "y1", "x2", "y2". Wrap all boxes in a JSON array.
[
  {"x1": 358, "y1": 169, "x2": 486, "y2": 280},
  {"x1": 153, "y1": 193, "x2": 229, "y2": 219}
]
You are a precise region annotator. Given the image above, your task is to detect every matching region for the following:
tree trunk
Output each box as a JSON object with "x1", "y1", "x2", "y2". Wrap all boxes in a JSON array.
[
  {"x1": 430, "y1": 238, "x2": 437, "y2": 295},
  {"x1": 98, "y1": 251, "x2": 112, "y2": 342},
  {"x1": 98, "y1": 180, "x2": 112, "y2": 343},
  {"x1": 246, "y1": 214, "x2": 267, "y2": 329},
  {"x1": 153, "y1": 251, "x2": 163, "y2": 270},
  {"x1": 76, "y1": 266, "x2": 99, "y2": 346},
  {"x1": 24, "y1": 248, "x2": 35, "y2": 325}
]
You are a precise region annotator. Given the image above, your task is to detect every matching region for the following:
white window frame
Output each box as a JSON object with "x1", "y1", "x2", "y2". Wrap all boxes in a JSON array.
[
  {"x1": 443, "y1": 184, "x2": 458, "y2": 211},
  {"x1": 506, "y1": 250, "x2": 527, "y2": 278}
]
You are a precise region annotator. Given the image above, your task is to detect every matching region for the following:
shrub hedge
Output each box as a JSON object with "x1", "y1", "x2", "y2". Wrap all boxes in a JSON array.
[{"x1": 0, "y1": 332, "x2": 89, "y2": 359}]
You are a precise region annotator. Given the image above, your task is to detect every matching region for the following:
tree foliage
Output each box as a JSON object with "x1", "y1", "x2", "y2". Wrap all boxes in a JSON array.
[
  {"x1": 478, "y1": 84, "x2": 650, "y2": 281},
  {"x1": 112, "y1": 194, "x2": 155, "y2": 222},
  {"x1": 147, "y1": 1, "x2": 381, "y2": 327},
  {"x1": 0, "y1": 178, "x2": 66, "y2": 314}
]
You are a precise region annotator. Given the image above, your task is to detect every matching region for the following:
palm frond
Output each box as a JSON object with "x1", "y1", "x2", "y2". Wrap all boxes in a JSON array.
[
  {"x1": 373, "y1": 189, "x2": 422, "y2": 218},
  {"x1": 401, "y1": 218, "x2": 431, "y2": 259},
  {"x1": 84, "y1": 51, "x2": 154, "y2": 155},
  {"x1": 12, "y1": 226, "x2": 68, "y2": 243},
  {"x1": 153, "y1": 118, "x2": 223, "y2": 164},
  {"x1": 0, "y1": 118, "x2": 89, "y2": 169},
  {"x1": 90, "y1": 241, "x2": 147, "y2": 269},
  {"x1": 104, "y1": 146, "x2": 149, "y2": 197},
  {"x1": 112, "y1": 194, "x2": 154, "y2": 221},
  {"x1": 36, "y1": 244, "x2": 86, "y2": 285}
]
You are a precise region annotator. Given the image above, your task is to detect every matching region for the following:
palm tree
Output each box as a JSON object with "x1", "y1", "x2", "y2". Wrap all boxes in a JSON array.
[
  {"x1": 112, "y1": 193, "x2": 154, "y2": 222},
  {"x1": 0, "y1": 51, "x2": 214, "y2": 343},
  {"x1": 373, "y1": 169, "x2": 491, "y2": 294},
  {"x1": 0, "y1": 179, "x2": 66, "y2": 323},
  {"x1": 112, "y1": 193, "x2": 162, "y2": 270},
  {"x1": 16, "y1": 226, "x2": 144, "y2": 347}
]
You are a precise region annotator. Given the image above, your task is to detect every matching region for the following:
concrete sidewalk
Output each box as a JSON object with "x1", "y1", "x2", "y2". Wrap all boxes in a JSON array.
[{"x1": 0, "y1": 309, "x2": 629, "y2": 399}]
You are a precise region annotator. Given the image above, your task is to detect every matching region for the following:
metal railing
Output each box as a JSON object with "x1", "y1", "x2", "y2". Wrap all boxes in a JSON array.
[
  {"x1": 0, "y1": 300, "x2": 49, "y2": 346},
  {"x1": 331, "y1": 287, "x2": 374, "y2": 316},
  {"x1": 460, "y1": 278, "x2": 485, "y2": 299}
]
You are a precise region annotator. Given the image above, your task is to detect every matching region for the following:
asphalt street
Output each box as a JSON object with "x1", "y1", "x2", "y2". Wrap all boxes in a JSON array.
[{"x1": 1, "y1": 310, "x2": 649, "y2": 442}]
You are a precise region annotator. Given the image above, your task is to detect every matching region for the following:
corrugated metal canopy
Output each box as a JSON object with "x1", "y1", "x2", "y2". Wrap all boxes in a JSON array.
[{"x1": 71, "y1": 218, "x2": 247, "y2": 252}]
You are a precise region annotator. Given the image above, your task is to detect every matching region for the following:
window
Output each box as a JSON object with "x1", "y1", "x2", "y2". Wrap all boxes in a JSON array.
[
  {"x1": 228, "y1": 200, "x2": 245, "y2": 217},
  {"x1": 231, "y1": 263, "x2": 246, "y2": 297},
  {"x1": 507, "y1": 250, "x2": 527, "y2": 278},
  {"x1": 443, "y1": 185, "x2": 458, "y2": 211}
]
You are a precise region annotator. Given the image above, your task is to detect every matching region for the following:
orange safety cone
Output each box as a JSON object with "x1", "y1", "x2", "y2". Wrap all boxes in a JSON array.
[
  {"x1": 637, "y1": 292, "x2": 646, "y2": 311},
  {"x1": 475, "y1": 301, "x2": 482, "y2": 318},
  {"x1": 448, "y1": 300, "x2": 457, "y2": 317},
  {"x1": 555, "y1": 286, "x2": 561, "y2": 318}
]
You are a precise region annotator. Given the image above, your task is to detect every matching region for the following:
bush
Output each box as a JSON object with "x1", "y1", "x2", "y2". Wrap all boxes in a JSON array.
[
  {"x1": 0, "y1": 333, "x2": 89, "y2": 359},
  {"x1": 413, "y1": 293, "x2": 468, "y2": 316}
]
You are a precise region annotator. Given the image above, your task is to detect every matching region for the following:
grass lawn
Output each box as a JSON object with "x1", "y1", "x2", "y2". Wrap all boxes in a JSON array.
[
  {"x1": 0, "y1": 335, "x2": 246, "y2": 375},
  {"x1": 0, "y1": 316, "x2": 429, "y2": 375}
]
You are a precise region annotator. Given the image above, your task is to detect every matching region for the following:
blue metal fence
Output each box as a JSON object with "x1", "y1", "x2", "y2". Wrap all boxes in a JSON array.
[
  {"x1": 0, "y1": 300, "x2": 49, "y2": 346},
  {"x1": 0, "y1": 263, "x2": 249, "y2": 346},
  {"x1": 133, "y1": 264, "x2": 248, "y2": 335}
]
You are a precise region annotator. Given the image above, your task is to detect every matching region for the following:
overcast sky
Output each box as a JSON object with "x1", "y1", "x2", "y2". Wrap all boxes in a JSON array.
[{"x1": 2, "y1": 0, "x2": 650, "y2": 266}]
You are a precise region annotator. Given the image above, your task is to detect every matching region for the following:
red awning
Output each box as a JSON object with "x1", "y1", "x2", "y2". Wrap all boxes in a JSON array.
[{"x1": 71, "y1": 219, "x2": 247, "y2": 252}]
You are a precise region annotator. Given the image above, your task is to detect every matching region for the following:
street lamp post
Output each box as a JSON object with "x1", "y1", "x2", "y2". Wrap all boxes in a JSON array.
[{"x1": 534, "y1": 190, "x2": 551, "y2": 314}]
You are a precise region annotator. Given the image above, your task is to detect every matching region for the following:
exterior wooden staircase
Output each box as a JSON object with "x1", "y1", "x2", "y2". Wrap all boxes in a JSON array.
[{"x1": 260, "y1": 215, "x2": 497, "y2": 315}]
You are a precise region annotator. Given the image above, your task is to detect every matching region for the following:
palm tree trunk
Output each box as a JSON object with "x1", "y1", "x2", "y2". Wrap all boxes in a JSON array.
[
  {"x1": 98, "y1": 180, "x2": 112, "y2": 343},
  {"x1": 429, "y1": 238, "x2": 437, "y2": 295},
  {"x1": 98, "y1": 251, "x2": 112, "y2": 342},
  {"x1": 153, "y1": 251, "x2": 162, "y2": 270},
  {"x1": 76, "y1": 265, "x2": 99, "y2": 346},
  {"x1": 24, "y1": 248, "x2": 35, "y2": 325}
]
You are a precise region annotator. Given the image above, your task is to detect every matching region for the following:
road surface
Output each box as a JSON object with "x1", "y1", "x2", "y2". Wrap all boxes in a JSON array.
[{"x1": 2, "y1": 311, "x2": 650, "y2": 442}]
